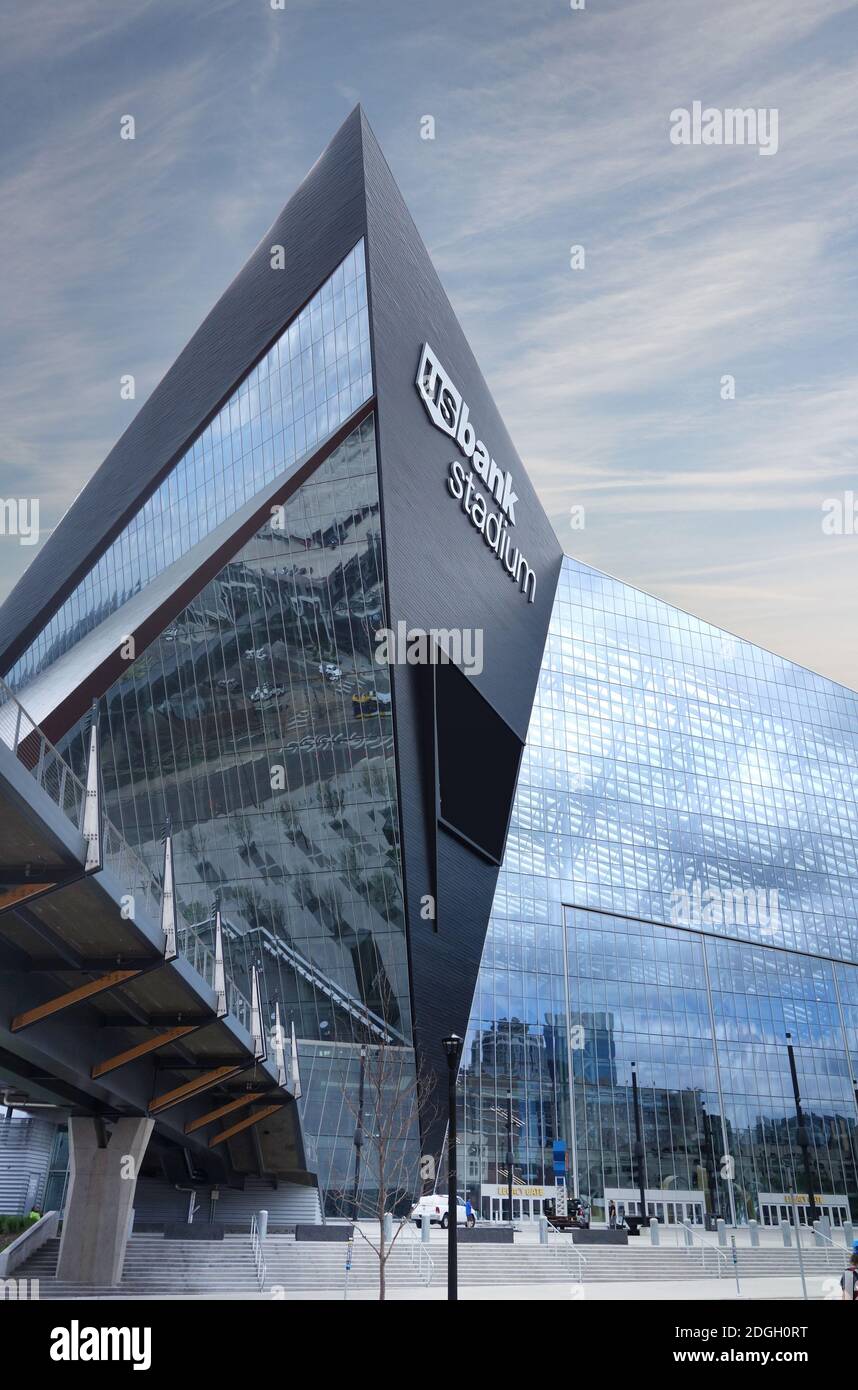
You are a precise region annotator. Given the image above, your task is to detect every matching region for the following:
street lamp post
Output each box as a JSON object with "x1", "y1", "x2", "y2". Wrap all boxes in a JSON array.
[
  {"x1": 442, "y1": 1033, "x2": 463, "y2": 1302},
  {"x1": 350, "y1": 1044, "x2": 367, "y2": 1223},
  {"x1": 631, "y1": 1062, "x2": 647, "y2": 1224},
  {"x1": 506, "y1": 1088, "x2": 514, "y2": 1228},
  {"x1": 701, "y1": 1100, "x2": 719, "y2": 1221}
]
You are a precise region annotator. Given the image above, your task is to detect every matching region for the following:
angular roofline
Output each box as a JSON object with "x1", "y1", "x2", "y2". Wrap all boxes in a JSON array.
[{"x1": 0, "y1": 106, "x2": 370, "y2": 675}]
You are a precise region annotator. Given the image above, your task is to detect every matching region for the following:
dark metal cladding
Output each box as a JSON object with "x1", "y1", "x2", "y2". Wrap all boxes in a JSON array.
[{"x1": 360, "y1": 112, "x2": 563, "y2": 1154}]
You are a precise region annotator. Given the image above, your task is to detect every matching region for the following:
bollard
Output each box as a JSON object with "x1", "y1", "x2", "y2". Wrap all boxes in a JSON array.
[
  {"x1": 682, "y1": 1223, "x2": 693, "y2": 1248},
  {"x1": 844, "y1": 1222, "x2": 854, "y2": 1251},
  {"x1": 538, "y1": 1216, "x2": 548, "y2": 1246},
  {"x1": 813, "y1": 1220, "x2": 826, "y2": 1247},
  {"x1": 716, "y1": 1218, "x2": 727, "y2": 1247},
  {"x1": 649, "y1": 1218, "x2": 660, "y2": 1246},
  {"x1": 383, "y1": 1211, "x2": 393, "y2": 1243},
  {"x1": 421, "y1": 1214, "x2": 431, "y2": 1245},
  {"x1": 780, "y1": 1219, "x2": 792, "y2": 1248},
  {"x1": 257, "y1": 1209, "x2": 269, "y2": 1240},
  {"x1": 748, "y1": 1220, "x2": 760, "y2": 1248}
]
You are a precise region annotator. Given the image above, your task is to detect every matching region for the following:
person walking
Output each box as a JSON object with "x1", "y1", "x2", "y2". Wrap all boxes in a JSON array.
[
  {"x1": 841, "y1": 1247, "x2": 858, "y2": 1301},
  {"x1": 608, "y1": 1199, "x2": 617, "y2": 1230}
]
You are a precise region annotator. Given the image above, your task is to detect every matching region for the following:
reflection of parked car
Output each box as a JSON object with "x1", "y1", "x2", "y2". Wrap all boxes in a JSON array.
[
  {"x1": 244, "y1": 647, "x2": 270, "y2": 660},
  {"x1": 352, "y1": 691, "x2": 392, "y2": 718},
  {"x1": 410, "y1": 1196, "x2": 476, "y2": 1230},
  {"x1": 319, "y1": 662, "x2": 341, "y2": 682},
  {"x1": 217, "y1": 678, "x2": 239, "y2": 690},
  {"x1": 250, "y1": 684, "x2": 285, "y2": 703}
]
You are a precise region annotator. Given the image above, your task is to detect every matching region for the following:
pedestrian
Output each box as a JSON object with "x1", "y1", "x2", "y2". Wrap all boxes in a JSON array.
[
  {"x1": 608, "y1": 1199, "x2": 617, "y2": 1229},
  {"x1": 842, "y1": 1248, "x2": 858, "y2": 1302}
]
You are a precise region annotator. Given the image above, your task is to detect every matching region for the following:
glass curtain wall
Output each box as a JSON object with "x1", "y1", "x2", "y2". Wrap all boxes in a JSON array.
[
  {"x1": 462, "y1": 557, "x2": 858, "y2": 1225},
  {"x1": 57, "y1": 415, "x2": 419, "y2": 1213}
]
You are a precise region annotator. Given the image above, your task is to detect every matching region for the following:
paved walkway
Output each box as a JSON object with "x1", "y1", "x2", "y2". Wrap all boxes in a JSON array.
[{"x1": 37, "y1": 1274, "x2": 837, "y2": 1301}]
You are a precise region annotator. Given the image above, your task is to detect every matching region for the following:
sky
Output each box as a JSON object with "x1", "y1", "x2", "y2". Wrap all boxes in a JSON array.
[{"x1": 1, "y1": 0, "x2": 857, "y2": 685}]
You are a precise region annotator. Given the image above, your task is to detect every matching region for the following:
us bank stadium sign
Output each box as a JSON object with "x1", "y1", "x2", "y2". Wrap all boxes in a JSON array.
[{"x1": 416, "y1": 343, "x2": 536, "y2": 603}]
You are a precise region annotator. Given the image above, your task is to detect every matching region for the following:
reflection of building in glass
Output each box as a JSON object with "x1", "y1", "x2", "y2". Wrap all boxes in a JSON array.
[
  {"x1": 1, "y1": 109, "x2": 856, "y2": 1237},
  {"x1": 462, "y1": 557, "x2": 858, "y2": 1225},
  {"x1": 53, "y1": 409, "x2": 421, "y2": 1211}
]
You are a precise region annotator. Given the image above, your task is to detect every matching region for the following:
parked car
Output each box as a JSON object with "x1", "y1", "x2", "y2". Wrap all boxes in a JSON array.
[
  {"x1": 319, "y1": 662, "x2": 342, "y2": 682},
  {"x1": 410, "y1": 1196, "x2": 476, "y2": 1230}
]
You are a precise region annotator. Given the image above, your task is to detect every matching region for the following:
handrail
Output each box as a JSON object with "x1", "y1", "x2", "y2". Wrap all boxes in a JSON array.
[
  {"x1": 811, "y1": 1224, "x2": 850, "y2": 1268},
  {"x1": 0, "y1": 1211, "x2": 59, "y2": 1278},
  {"x1": 0, "y1": 675, "x2": 252, "y2": 1031},
  {"x1": 676, "y1": 1221, "x2": 729, "y2": 1277},
  {"x1": 546, "y1": 1229, "x2": 587, "y2": 1284},
  {"x1": 249, "y1": 1214, "x2": 267, "y2": 1292},
  {"x1": 401, "y1": 1220, "x2": 434, "y2": 1286}
]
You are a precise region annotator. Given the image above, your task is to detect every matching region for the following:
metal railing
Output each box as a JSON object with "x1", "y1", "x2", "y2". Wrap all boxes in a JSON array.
[
  {"x1": 249, "y1": 1213, "x2": 267, "y2": 1292},
  {"x1": 400, "y1": 1221, "x2": 434, "y2": 1286},
  {"x1": 676, "y1": 1221, "x2": 729, "y2": 1277},
  {"x1": 546, "y1": 1229, "x2": 587, "y2": 1285},
  {"x1": 809, "y1": 1224, "x2": 851, "y2": 1269},
  {"x1": 179, "y1": 924, "x2": 251, "y2": 1033},
  {"x1": 0, "y1": 675, "x2": 251, "y2": 1031},
  {"x1": 0, "y1": 678, "x2": 88, "y2": 826}
]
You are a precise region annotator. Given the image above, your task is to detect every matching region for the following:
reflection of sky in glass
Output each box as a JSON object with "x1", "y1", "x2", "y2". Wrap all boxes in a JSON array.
[
  {"x1": 10, "y1": 240, "x2": 372, "y2": 691},
  {"x1": 460, "y1": 557, "x2": 858, "y2": 1223}
]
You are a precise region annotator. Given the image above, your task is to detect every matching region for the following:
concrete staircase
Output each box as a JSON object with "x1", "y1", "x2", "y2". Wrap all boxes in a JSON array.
[{"x1": 15, "y1": 1232, "x2": 852, "y2": 1297}]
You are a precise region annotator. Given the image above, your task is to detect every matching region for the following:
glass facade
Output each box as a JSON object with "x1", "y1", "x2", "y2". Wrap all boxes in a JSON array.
[
  {"x1": 462, "y1": 557, "x2": 858, "y2": 1226},
  {"x1": 55, "y1": 414, "x2": 419, "y2": 1212},
  {"x1": 9, "y1": 240, "x2": 372, "y2": 691}
]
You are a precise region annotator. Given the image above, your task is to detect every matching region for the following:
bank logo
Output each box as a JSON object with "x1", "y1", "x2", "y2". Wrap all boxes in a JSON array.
[
  {"x1": 416, "y1": 342, "x2": 462, "y2": 438},
  {"x1": 416, "y1": 343, "x2": 518, "y2": 525}
]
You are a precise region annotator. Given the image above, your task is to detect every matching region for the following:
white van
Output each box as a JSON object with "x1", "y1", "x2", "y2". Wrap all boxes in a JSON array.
[{"x1": 410, "y1": 1195, "x2": 476, "y2": 1230}]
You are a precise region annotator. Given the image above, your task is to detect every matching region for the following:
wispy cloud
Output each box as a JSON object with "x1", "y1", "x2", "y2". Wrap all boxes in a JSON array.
[{"x1": 0, "y1": 0, "x2": 856, "y2": 686}]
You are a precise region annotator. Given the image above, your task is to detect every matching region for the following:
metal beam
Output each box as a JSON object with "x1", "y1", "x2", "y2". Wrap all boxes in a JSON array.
[
  {"x1": 149, "y1": 1064, "x2": 245, "y2": 1116},
  {"x1": 91, "y1": 1025, "x2": 200, "y2": 1079},
  {"x1": 10, "y1": 969, "x2": 142, "y2": 1032},
  {"x1": 184, "y1": 1091, "x2": 267, "y2": 1135},
  {"x1": 209, "y1": 1103, "x2": 284, "y2": 1148}
]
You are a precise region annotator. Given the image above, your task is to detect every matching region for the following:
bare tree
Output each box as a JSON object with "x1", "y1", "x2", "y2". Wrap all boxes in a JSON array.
[{"x1": 330, "y1": 1035, "x2": 437, "y2": 1301}]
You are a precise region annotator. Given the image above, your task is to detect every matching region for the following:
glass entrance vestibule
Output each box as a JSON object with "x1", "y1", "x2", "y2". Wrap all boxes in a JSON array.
[
  {"x1": 605, "y1": 1187, "x2": 706, "y2": 1226},
  {"x1": 758, "y1": 1192, "x2": 851, "y2": 1227}
]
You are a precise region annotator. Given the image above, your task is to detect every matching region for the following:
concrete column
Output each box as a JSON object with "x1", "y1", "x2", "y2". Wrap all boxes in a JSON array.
[
  {"x1": 538, "y1": 1216, "x2": 548, "y2": 1245},
  {"x1": 843, "y1": 1221, "x2": 854, "y2": 1250},
  {"x1": 649, "y1": 1218, "x2": 660, "y2": 1246},
  {"x1": 56, "y1": 1117, "x2": 153, "y2": 1286},
  {"x1": 716, "y1": 1217, "x2": 727, "y2": 1246},
  {"x1": 780, "y1": 1219, "x2": 792, "y2": 1247},
  {"x1": 748, "y1": 1220, "x2": 760, "y2": 1247},
  {"x1": 421, "y1": 1214, "x2": 431, "y2": 1244}
]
